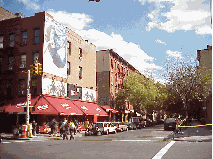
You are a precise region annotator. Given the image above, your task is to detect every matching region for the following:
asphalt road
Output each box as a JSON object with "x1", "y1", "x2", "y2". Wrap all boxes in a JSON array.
[{"x1": 0, "y1": 124, "x2": 212, "y2": 159}]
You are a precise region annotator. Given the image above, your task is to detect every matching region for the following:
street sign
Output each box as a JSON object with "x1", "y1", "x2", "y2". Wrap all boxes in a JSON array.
[{"x1": 27, "y1": 93, "x2": 31, "y2": 101}]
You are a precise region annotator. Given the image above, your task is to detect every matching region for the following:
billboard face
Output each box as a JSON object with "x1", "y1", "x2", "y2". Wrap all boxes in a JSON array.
[
  {"x1": 82, "y1": 88, "x2": 96, "y2": 102},
  {"x1": 43, "y1": 15, "x2": 67, "y2": 78},
  {"x1": 42, "y1": 77, "x2": 67, "y2": 97}
]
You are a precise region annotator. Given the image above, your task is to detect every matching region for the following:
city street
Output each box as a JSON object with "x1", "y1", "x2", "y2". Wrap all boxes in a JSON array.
[{"x1": 0, "y1": 124, "x2": 212, "y2": 159}]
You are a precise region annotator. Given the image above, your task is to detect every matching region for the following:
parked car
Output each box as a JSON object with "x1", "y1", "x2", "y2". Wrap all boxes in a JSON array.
[
  {"x1": 95, "y1": 122, "x2": 117, "y2": 135},
  {"x1": 164, "y1": 118, "x2": 177, "y2": 131},
  {"x1": 112, "y1": 122, "x2": 128, "y2": 132},
  {"x1": 127, "y1": 122, "x2": 137, "y2": 130},
  {"x1": 129, "y1": 117, "x2": 145, "y2": 129}
]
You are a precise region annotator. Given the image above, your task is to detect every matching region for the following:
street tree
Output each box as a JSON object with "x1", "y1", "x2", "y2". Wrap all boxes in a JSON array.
[{"x1": 163, "y1": 55, "x2": 212, "y2": 118}]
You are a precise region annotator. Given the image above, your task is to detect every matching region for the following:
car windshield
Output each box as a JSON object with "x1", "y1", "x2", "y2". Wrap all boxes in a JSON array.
[
  {"x1": 96, "y1": 123, "x2": 103, "y2": 128},
  {"x1": 165, "y1": 118, "x2": 176, "y2": 123}
]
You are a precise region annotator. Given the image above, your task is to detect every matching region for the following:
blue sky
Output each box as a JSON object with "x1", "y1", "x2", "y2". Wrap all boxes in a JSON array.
[{"x1": 0, "y1": 0, "x2": 212, "y2": 83}]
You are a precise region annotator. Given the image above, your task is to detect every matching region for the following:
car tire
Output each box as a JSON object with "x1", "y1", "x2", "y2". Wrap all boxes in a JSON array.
[{"x1": 126, "y1": 128, "x2": 128, "y2": 131}]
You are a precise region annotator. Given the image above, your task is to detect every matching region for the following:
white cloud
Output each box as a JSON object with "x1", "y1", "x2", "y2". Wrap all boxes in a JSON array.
[
  {"x1": 18, "y1": 0, "x2": 40, "y2": 10},
  {"x1": 77, "y1": 29, "x2": 162, "y2": 73},
  {"x1": 143, "y1": 0, "x2": 212, "y2": 35},
  {"x1": 47, "y1": 10, "x2": 162, "y2": 76},
  {"x1": 47, "y1": 10, "x2": 93, "y2": 30},
  {"x1": 166, "y1": 50, "x2": 182, "y2": 58},
  {"x1": 155, "y1": 39, "x2": 166, "y2": 45}
]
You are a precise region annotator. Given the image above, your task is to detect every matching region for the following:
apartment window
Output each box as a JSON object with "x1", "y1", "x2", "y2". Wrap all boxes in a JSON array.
[
  {"x1": 18, "y1": 79, "x2": 26, "y2": 96},
  {"x1": 115, "y1": 73, "x2": 117, "y2": 82},
  {"x1": 21, "y1": 31, "x2": 27, "y2": 46},
  {"x1": 79, "y1": 48, "x2": 82, "y2": 60},
  {"x1": 34, "y1": 29, "x2": 40, "y2": 44},
  {"x1": 0, "y1": 35, "x2": 3, "y2": 48},
  {"x1": 67, "y1": 42, "x2": 71, "y2": 55},
  {"x1": 8, "y1": 56, "x2": 14, "y2": 70},
  {"x1": 67, "y1": 61, "x2": 71, "y2": 75},
  {"x1": 33, "y1": 52, "x2": 39, "y2": 63},
  {"x1": 111, "y1": 59, "x2": 113, "y2": 69},
  {"x1": 20, "y1": 54, "x2": 26, "y2": 68},
  {"x1": 79, "y1": 66, "x2": 82, "y2": 79},
  {"x1": 31, "y1": 78, "x2": 37, "y2": 95},
  {"x1": 9, "y1": 34, "x2": 15, "y2": 47}
]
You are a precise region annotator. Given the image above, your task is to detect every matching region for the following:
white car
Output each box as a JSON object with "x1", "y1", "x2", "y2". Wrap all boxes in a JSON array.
[{"x1": 95, "y1": 122, "x2": 117, "y2": 135}]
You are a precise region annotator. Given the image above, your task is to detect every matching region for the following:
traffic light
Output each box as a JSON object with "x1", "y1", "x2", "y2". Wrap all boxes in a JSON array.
[
  {"x1": 38, "y1": 63, "x2": 42, "y2": 75},
  {"x1": 34, "y1": 63, "x2": 39, "y2": 74},
  {"x1": 30, "y1": 64, "x2": 35, "y2": 75}
]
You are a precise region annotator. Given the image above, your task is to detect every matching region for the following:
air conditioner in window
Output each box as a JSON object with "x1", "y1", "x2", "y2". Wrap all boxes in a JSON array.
[{"x1": 20, "y1": 64, "x2": 26, "y2": 68}]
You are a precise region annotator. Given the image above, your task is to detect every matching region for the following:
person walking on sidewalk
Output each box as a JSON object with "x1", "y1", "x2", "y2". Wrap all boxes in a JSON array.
[
  {"x1": 32, "y1": 120, "x2": 37, "y2": 136},
  {"x1": 60, "y1": 119, "x2": 69, "y2": 140},
  {"x1": 69, "y1": 120, "x2": 75, "y2": 140}
]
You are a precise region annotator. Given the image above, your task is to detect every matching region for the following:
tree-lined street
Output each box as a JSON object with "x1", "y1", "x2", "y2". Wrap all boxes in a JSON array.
[{"x1": 1, "y1": 124, "x2": 212, "y2": 159}]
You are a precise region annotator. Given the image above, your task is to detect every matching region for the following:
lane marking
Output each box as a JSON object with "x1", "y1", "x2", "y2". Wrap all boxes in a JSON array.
[
  {"x1": 2, "y1": 142, "x2": 11, "y2": 144},
  {"x1": 113, "y1": 140, "x2": 152, "y2": 142},
  {"x1": 152, "y1": 141, "x2": 176, "y2": 159},
  {"x1": 13, "y1": 141, "x2": 26, "y2": 142}
]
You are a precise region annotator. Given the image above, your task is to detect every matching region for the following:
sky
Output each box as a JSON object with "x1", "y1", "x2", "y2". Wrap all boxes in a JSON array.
[{"x1": 0, "y1": 0, "x2": 212, "y2": 83}]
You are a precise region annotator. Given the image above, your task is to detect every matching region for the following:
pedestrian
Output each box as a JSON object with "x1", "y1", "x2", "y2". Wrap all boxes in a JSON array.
[
  {"x1": 84, "y1": 119, "x2": 89, "y2": 129},
  {"x1": 74, "y1": 119, "x2": 78, "y2": 134},
  {"x1": 59, "y1": 119, "x2": 63, "y2": 137},
  {"x1": 69, "y1": 120, "x2": 75, "y2": 140},
  {"x1": 60, "y1": 118, "x2": 69, "y2": 140},
  {"x1": 50, "y1": 119, "x2": 56, "y2": 136},
  {"x1": 32, "y1": 120, "x2": 37, "y2": 136}
]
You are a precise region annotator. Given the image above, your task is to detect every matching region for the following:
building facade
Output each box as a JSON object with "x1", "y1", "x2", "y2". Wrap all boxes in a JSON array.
[
  {"x1": 197, "y1": 45, "x2": 212, "y2": 123},
  {"x1": 0, "y1": 6, "x2": 19, "y2": 21},
  {"x1": 96, "y1": 49, "x2": 137, "y2": 121},
  {"x1": 0, "y1": 11, "x2": 96, "y2": 103}
]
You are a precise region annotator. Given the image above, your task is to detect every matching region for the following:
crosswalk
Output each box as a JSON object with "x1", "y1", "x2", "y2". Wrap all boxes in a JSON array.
[{"x1": 1, "y1": 139, "x2": 43, "y2": 144}]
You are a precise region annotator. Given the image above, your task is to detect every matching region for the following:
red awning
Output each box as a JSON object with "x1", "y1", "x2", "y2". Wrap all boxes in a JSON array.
[
  {"x1": 100, "y1": 105, "x2": 119, "y2": 113},
  {"x1": 31, "y1": 95, "x2": 84, "y2": 115},
  {"x1": 5, "y1": 96, "x2": 40, "y2": 114},
  {"x1": 71, "y1": 100, "x2": 108, "y2": 116}
]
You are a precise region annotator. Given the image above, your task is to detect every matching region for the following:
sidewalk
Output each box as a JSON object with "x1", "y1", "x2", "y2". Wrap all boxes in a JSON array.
[{"x1": 1, "y1": 131, "x2": 85, "y2": 141}]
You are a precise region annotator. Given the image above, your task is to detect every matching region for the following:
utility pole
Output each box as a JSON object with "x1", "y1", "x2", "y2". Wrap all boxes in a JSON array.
[{"x1": 26, "y1": 70, "x2": 31, "y2": 125}]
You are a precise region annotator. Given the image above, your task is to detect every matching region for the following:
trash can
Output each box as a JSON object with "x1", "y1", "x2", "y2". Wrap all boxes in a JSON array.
[
  {"x1": 21, "y1": 125, "x2": 28, "y2": 138},
  {"x1": 28, "y1": 123, "x2": 33, "y2": 138}
]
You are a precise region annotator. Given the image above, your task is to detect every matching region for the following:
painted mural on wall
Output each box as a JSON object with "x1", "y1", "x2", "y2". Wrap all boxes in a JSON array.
[
  {"x1": 43, "y1": 15, "x2": 67, "y2": 78},
  {"x1": 82, "y1": 88, "x2": 96, "y2": 102},
  {"x1": 42, "y1": 77, "x2": 67, "y2": 97}
]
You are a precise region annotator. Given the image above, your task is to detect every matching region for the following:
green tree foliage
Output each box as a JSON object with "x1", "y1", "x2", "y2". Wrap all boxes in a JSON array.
[
  {"x1": 115, "y1": 72, "x2": 167, "y2": 114},
  {"x1": 163, "y1": 55, "x2": 212, "y2": 118}
]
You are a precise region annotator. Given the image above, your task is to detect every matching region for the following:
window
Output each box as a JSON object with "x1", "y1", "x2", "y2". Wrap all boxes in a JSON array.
[
  {"x1": 8, "y1": 56, "x2": 14, "y2": 70},
  {"x1": 18, "y1": 79, "x2": 26, "y2": 96},
  {"x1": 21, "y1": 31, "x2": 27, "y2": 46},
  {"x1": 111, "y1": 59, "x2": 113, "y2": 69},
  {"x1": 20, "y1": 54, "x2": 26, "y2": 68},
  {"x1": 67, "y1": 61, "x2": 71, "y2": 75},
  {"x1": 9, "y1": 34, "x2": 15, "y2": 47},
  {"x1": 31, "y1": 78, "x2": 37, "y2": 95},
  {"x1": 79, "y1": 48, "x2": 82, "y2": 60},
  {"x1": 0, "y1": 35, "x2": 3, "y2": 48},
  {"x1": 67, "y1": 42, "x2": 71, "y2": 55},
  {"x1": 79, "y1": 66, "x2": 82, "y2": 79},
  {"x1": 33, "y1": 52, "x2": 39, "y2": 63},
  {"x1": 34, "y1": 29, "x2": 40, "y2": 44},
  {"x1": 115, "y1": 73, "x2": 117, "y2": 82}
]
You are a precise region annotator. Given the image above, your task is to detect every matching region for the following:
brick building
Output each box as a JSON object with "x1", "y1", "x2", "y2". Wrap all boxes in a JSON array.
[
  {"x1": 0, "y1": 6, "x2": 19, "y2": 21},
  {"x1": 96, "y1": 49, "x2": 138, "y2": 122},
  {"x1": 0, "y1": 11, "x2": 107, "y2": 132},
  {"x1": 197, "y1": 45, "x2": 212, "y2": 123}
]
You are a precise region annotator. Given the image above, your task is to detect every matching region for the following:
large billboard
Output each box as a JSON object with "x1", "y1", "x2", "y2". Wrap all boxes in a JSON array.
[
  {"x1": 43, "y1": 15, "x2": 67, "y2": 78},
  {"x1": 82, "y1": 88, "x2": 96, "y2": 102},
  {"x1": 42, "y1": 77, "x2": 67, "y2": 97}
]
